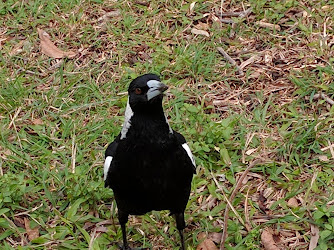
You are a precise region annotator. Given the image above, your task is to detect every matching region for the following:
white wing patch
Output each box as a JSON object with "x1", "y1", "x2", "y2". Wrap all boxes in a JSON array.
[
  {"x1": 182, "y1": 143, "x2": 195, "y2": 167},
  {"x1": 164, "y1": 113, "x2": 173, "y2": 134},
  {"x1": 120, "y1": 99, "x2": 134, "y2": 139},
  {"x1": 104, "y1": 156, "x2": 113, "y2": 180}
]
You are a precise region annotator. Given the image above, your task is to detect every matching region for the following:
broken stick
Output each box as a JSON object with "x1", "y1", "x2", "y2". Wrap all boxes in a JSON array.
[{"x1": 217, "y1": 47, "x2": 244, "y2": 75}]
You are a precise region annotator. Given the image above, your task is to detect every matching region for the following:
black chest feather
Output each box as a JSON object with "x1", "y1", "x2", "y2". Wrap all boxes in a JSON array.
[{"x1": 108, "y1": 117, "x2": 193, "y2": 214}]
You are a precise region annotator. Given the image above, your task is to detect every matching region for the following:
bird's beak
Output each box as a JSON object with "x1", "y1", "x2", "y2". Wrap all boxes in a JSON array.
[
  {"x1": 158, "y1": 83, "x2": 168, "y2": 93},
  {"x1": 147, "y1": 80, "x2": 168, "y2": 101}
]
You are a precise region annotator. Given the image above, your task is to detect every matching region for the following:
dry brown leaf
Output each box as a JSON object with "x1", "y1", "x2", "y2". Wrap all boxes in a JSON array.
[
  {"x1": 256, "y1": 21, "x2": 281, "y2": 31},
  {"x1": 196, "y1": 238, "x2": 218, "y2": 250},
  {"x1": 14, "y1": 216, "x2": 25, "y2": 228},
  {"x1": 208, "y1": 232, "x2": 222, "y2": 244},
  {"x1": 38, "y1": 28, "x2": 76, "y2": 59},
  {"x1": 83, "y1": 221, "x2": 95, "y2": 230},
  {"x1": 309, "y1": 224, "x2": 319, "y2": 250},
  {"x1": 318, "y1": 155, "x2": 329, "y2": 162},
  {"x1": 245, "y1": 148, "x2": 257, "y2": 155},
  {"x1": 189, "y1": 2, "x2": 196, "y2": 14},
  {"x1": 134, "y1": 1, "x2": 149, "y2": 7},
  {"x1": 321, "y1": 5, "x2": 331, "y2": 11},
  {"x1": 195, "y1": 22, "x2": 210, "y2": 31},
  {"x1": 0, "y1": 148, "x2": 12, "y2": 159},
  {"x1": 24, "y1": 217, "x2": 39, "y2": 241},
  {"x1": 9, "y1": 40, "x2": 25, "y2": 56},
  {"x1": 95, "y1": 226, "x2": 108, "y2": 233},
  {"x1": 249, "y1": 70, "x2": 261, "y2": 79},
  {"x1": 287, "y1": 197, "x2": 299, "y2": 208},
  {"x1": 191, "y1": 28, "x2": 210, "y2": 37},
  {"x1": 263, "y1": 187, "x2": 274, "y2": 198},
  {"x1": 261, "y1": 228, "x2": 279, "y2": 250},
  {"x1": 32, "y1": 118, "x2": 43, "y2": 125},
  {"x1": 0, "y1": 37, "x2": 9, "y2": 50},
  {"x1": 197, "y1": 232, "x2": 207, "y2": 241},
  {"x1": 97, "y1": 10, "x2": 121, "y2": 22}
]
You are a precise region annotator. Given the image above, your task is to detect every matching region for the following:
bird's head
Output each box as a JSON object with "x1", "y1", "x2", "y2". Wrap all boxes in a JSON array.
[{"x1": 128, "y1": 74, "x2": 168, "y2": 112}]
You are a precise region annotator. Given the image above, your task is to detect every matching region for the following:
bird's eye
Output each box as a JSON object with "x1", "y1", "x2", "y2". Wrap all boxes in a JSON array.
[{"x1": 135, "y1": 88, "x2": 142, "y2": 95}]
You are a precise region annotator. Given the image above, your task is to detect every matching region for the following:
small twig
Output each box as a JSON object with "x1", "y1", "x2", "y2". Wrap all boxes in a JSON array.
[
  {"x1": 88, "y1": 228, "x2": 99, "y2": 250},
  {"x1": 16, "y1": 67, "x2": 47, "y2": 77},
  {"x1": 220, "y1": 18, "x2": 236, "y2": 24},
  {"x1": 244, "y1": 185, "x2": 252, "y2": 232},
  {"x1": 217, "y1": 47, "x2": 244, "y2": 76},
  {"x1": 220, "y1": 159, "x2": 263, "y2": 250},
  {"x1": 327, "y1": 199, "x2": 334, "y2": 206},
  {"x1": 230, "y1": 22, "x2": 236, "y2": 38},
  {"x1": 62, "y1": 100, "x2": 113, "y2": 115},
  {"x1": 109, "y1": 202, "x2": 118, "y2": 233},
  {"x1": 8, "y1": 107, "x2": 23, "y2": 149},
  {"x1": 3, "y1": 214, "x2": 28, "y2": 245},
  {"x1": 256, "y1": 21, "x2": 281, "y2": 31},
  {"x1": 8, "y1": 106, "x2": 22, "y2": 129},
  {"x1": 320, "y1": 141, "x2": 334, "y2": 152},
  {"x1": 313, "y1": 93, "x2": 334, "y2": 105},
  {"x1": 211, "y1": 174, "x2": 246, "y2": 228},
  {"x1": 327, "y1": 140, "x2": 334, "y2": 159},
  {"x1": 71, "y1": 126, "x2": 76, "y2": 174},
  {"x1": 282, "y1": 231, "x2": 310, "y2": 243},
  {"x1": 14, "y1": 203, "x2": 44, "y2": 217},
  {"x1": 239, "y1": 55, "x2": 260, "y2": 70},
  {"x1": 217, "y1": 8, "x2": 252, "y2": 18},
  {"x1": 134, "y1": 1, "x2": 149, "y2": 6},
  {"x1": 242, "y1": 133, "x2": 255, "y2": 163},
  {"x1": 96, "y1": 10, "x2": 121, "y2": 23},
  {"x1": 117, "y1": 91, "x2": 128, "y2": 96},
  {"x1": 0, "y1": 159, "x2": 3, "y2": 176}
]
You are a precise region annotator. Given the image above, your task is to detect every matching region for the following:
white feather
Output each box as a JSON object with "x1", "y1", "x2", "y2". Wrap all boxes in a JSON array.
[
  {"x1": 104, "y1": 156, "x2": 113, "y2": 180},
  {"x1": 120, "y1": 99, "x2": 134, "y2": 139},
  {"x1": 182, "y1": 143, "x2": 195, "y2": 167},
  {"x1": 164, "y1": 113, "x2": 173, "y2": 134}
]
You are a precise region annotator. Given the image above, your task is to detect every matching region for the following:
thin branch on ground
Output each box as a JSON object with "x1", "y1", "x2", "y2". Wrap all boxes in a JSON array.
[
  {"x1": 71, "y1": 126, "x2": 77, "y2": 174},
  {"x1": 313, "y1": 92, "x2": 334, "y2": 105},
  {"x1": 220, "y1": 159, "x2": 263, "y2": 250},
  {"x1": 211, "y1": 173, "x2": 247, "y2": 229},
  {"x1": 216, "y1": 8, "x2": 252, "y2": 18},
  {"x1": 217, "y1": 47, "x2": 244, "y2": 76}
]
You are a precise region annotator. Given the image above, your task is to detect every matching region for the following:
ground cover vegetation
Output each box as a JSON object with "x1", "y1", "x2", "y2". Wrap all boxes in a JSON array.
[{"x1": 0, "y1": 0, "x2": 333, "y2": 249}]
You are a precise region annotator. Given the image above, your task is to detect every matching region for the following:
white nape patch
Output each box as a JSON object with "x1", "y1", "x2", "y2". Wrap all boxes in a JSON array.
[
  {"x1": 104, "y1": 156, "x2": 113, "y2": 180},
  {"x1": 120, "y1": 99, "x2": 134, "y2": 139},
  {"x1": 147, "y1": 80, "x2": 163, "y2": 101},
  {"x1": 164, "y1": 113, "x2": 173, "y2": 134},
  {"x1": 182, "y1": 143, "x2": 195, "y2": 167}
]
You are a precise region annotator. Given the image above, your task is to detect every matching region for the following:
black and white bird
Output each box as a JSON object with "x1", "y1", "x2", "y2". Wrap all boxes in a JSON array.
[{"x1": 104, "y1": 74, "x2": 195, "y2": 249}]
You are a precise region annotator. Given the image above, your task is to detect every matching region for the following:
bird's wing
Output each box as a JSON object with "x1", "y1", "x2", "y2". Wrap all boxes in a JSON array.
[
  {"x1": 104, "y1": 134, "x2": 120, "y2": 187},
  {"x1": 173, "y1": 131, "x2": 196, "y2": 173}
]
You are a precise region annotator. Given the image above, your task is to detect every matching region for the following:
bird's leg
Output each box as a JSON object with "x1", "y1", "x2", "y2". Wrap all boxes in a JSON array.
[
  {"x1": 118, "y1": 210, "x2": 129, "y2": 249},
  {"x1": 174, "y1": 212, "x2": 186, "y2": 250},
  {"x1": 178, "y1": 229, "x2": 185, "y2": 250},
  {"x1": 121, "y1": 223, "x2": 129, "y2": 249}
]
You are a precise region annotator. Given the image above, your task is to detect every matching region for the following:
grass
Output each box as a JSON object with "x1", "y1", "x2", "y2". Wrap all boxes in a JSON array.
[{"x1": 0, "y1": 0, "x2": 334, "y2": 249}]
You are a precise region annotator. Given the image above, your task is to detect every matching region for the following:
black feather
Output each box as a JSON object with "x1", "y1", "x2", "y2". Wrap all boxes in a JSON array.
[{"x1": 104, "y1": 74, "x2": 195, "y2": 249}]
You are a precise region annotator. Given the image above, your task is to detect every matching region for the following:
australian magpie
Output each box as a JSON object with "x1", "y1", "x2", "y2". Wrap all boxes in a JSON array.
[{"x1": 104, "y1": 74, "x2": 195, "y2": 249}]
